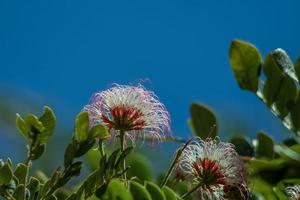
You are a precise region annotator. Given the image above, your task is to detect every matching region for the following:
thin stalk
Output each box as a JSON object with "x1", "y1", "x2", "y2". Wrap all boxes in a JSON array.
[
  {"x1": 119, "y1": 130, "x2": 127, "y2": 181},
  {"x1": 98, "y1": 139, "x2": 105, "y2": 157},
  {"x1": 160, "y1": 138, "x2": 192, "y2": 187},
  {"x1": 181, "y1": 182, "x2": 203, "y2": 199}
]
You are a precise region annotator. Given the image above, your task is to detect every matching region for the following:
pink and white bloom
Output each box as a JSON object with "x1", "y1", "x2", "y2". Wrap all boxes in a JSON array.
[
  {"x1": 286, "y1": 185, "x2": 300, "y2": 200},
  {"x1": 83, "y1": 85, "x2": 170, "y2": 143},
  {"x1": 177, "y1": 137, "x2": 248, "y2": 200}
]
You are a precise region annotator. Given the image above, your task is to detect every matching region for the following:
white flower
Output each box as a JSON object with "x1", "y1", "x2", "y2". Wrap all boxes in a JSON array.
[
  {"x1": 177, "y1": 137, "x2": 248, "y2": 200},
  {"x1": 286, "y1": 185, "x2": 300, "y2": 200},
  {"x1": 83, "y1": 84, "x2": 170, "y2": 143}
]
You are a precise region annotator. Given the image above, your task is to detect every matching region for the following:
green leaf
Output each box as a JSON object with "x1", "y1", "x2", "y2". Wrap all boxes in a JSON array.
[
  {"x1": 25, "y1": 114, "x2": 45, "y2": 133},
  {"x1": 16, "y1": 114, "x2": 30, "y2": 139},
  {"x1": 145, "y1": 181, "x2": 166, "y2": 200},
  {"x1": 230, "y1": 136, "x2": 254, "y2": 157},
  {"x1": 0, "y1": 163, "x2": 13, "y2": 184},
  {"x1": 129, "y1": 181, "x2": 152, "y2": 200},
  {"x1": 256, "y1": 132, "x2": 274, "y2": 159},
  {"x1": 271, "y1": 48, "x2": 298, "y2": 82},
  {"x1": 263, "y1": 53, "x2": 285, "y2": 106},
  {"x1": 14, "y1": 184, "x2": 25, "y2": 200},
  {"x1": 274, "y1": 75, "x2": 298, "y2": 117},
  {"x1": 162, "y1": 186, "x2": 178, "y2": 200},
  {"x1": 189, "y1": 103, "x2": 217, "y2": 139},
  {"x1": 38, "y1": 106, "x2": 56, "y2": 144},
  {"x1": 14, "y1": 163, "x2": 27, "y2": 185},
  {"x1": 275, "y1": 144, "x2": 300, "y2": 164},
  {"x1": 291, "y1": 90, "x2": 300, "y2": 131},
  {"x1": 295, "y1": 58, "x2": 300, "y2": 81},
  {"x1": 115, "y1": 147, "x2": 133, "y2": 169},
  {"x1": 250, "y1": 178, "x2": 277, "y2": 200},
  {"x1": 127, "y1": 153, "x2": 153, "y2": 182},
  {"x1": 64, "y1": 143, "x2": 77, "y2": 168},
  {"x1": 29, "y1": 144, "x2": 46, "y2": 160},
  {"x1": 75, "y1": 112, "x2": 90, "y2": 142},
  {"x1": 27, "y1": 177, "x2": 40, "y2": 200},
  {"x1": 229, "y1": 39, "x2": 262, "y2": 92},
  {"x1": 90, "y1": 124, "x2": 109, "y2": 139},
  {"x1": 105, "y1": 179, "x2": 133, "y2": 200},
  {"x1": 248, "y1": 158, "x2": 286, "y2": 174}
]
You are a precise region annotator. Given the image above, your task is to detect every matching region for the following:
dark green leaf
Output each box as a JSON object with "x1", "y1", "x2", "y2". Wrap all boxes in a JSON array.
[
  {"x1": 145, "y1": 181, "x2": 166, "y2": 200},
  {"x1": 64, "y1": 143, "x2": 77, "y2": 168},
  {"x1": 229, "y1": 40, "x2": 262, "y2": 92},
  {"x1": 263, "y1": 53, "x2": 285, "y2": 106},
  {"x1": 291, "y1": 90, "x2": 300, "y2": 131},
  {"x1": 256, "y1": 132, "x2": 274, "y2": 159},
  {"x1": 115, "y1": 147, "x2": 133, "y2": 169},
  {"x1": 274, "y1": 76, "x2": 297, "y2": 117},
  {"x1": 30, "y1": 144, "x2": 46, "y2": 160},
  {"x1": 14, "y1": 163, "x2": 27, "y2": 185},
  {"x1": 0, "y1": 163, "x2": 13, "y2": 184},
  {"x1": 230, "y1": 136, "x2": 254, "y2": 157},
  {"x1": 75, "y1": 112, "x2": 89, "y2": 142},
  {"x1": 75, "y1": 139, "x2": 95, "y2": 157},
  {"x1": 189, "y1": 103, "x2": 217, "y2": 139},
  {"x1": 295, "y1": 58, "x2": 300, "y2": 81}
]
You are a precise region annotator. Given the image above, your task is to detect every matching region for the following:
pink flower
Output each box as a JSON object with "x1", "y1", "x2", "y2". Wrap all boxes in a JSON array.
[
  {"x1": 83, "y1": 85, "x2": 170, "y2": 143},
  {"x1": 177, "y1": 137, "x2": 248, "y2": 199}
]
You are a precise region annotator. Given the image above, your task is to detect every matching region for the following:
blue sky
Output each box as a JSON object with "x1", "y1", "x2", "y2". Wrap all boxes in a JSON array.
[{"x1": 1, "y1": 0, "x2": 300, "y2": 145}]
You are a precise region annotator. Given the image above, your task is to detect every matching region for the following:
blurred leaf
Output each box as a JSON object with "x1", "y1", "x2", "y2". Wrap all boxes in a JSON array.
[
  {"x1": 275, "y1": 144, "x2": 300, "y2": 164},
  {"x1": 38, "y1": 106, "x2": 56, "y2": 144},
  {"x1": 189, "y1": 103, "x2": 217, "y2": 139},
  {"x1": 0, "y1": 162, "x2": 13, "y2": 184},
  {"x1": 230, "y1": 136, "x2": 254, "y2": 156},
  {"x1": 75, "y1": 112, "x2": 89, "y2": 142},
  {"x1": 85, "y1": 149, "x2": 101, "y2": 171},
  {"x1": 229, "y1": 39, "x2": 262, "y2": 92},
  {"x1": 248, "y1": 158, "x2": 286, "y2": 174},
  {"x1": 90, "y1": 124, "x2": 109, "y2": 139},
  {"x1": 129, "y1": 181, "x2": 152, "y2": 200},
  {"x1": 105, "y1": 179, "x2": 133, "y2": 200},
  {"x1": 127, "y1": 153, "x2": 153, "y2": 181},
  {"x1": 256, "y1": 132, "x2": 274, "y2": 159},
  {"x1": 145, "y1": 181, "x2": 166, "y2": 200},
  {"x1": 162, "y1": 186, "x2": 178, "y2": 200},
  {"x1": 250, "y1": 178, "x2": 277, "y2": 200}
]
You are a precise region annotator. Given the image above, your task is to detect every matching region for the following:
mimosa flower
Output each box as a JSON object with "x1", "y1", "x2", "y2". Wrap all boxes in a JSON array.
[
  {"x1": 286, "y1": 185, "x2": 300, "y2": 200},
  {"x1": 83, "y1": 84, "x2": 170, "y2": 143},
  {"x1": 176, "y1": 137, "x2": 248, "y2": 200}
]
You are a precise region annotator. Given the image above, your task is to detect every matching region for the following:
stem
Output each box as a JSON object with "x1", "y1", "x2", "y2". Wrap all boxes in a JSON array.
[
  {"x1": 98, "y1": 139, "x2": 105, "y2": 158},
  {"x1": 119, "y1": 130, "x2": 127, "y2": 181},
  {"x1": 160, "y1": 138, "x2": 193, "y2": 187},
  {"x1": 181, "y1": 182, "x2": 203, "y2": 199}
]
